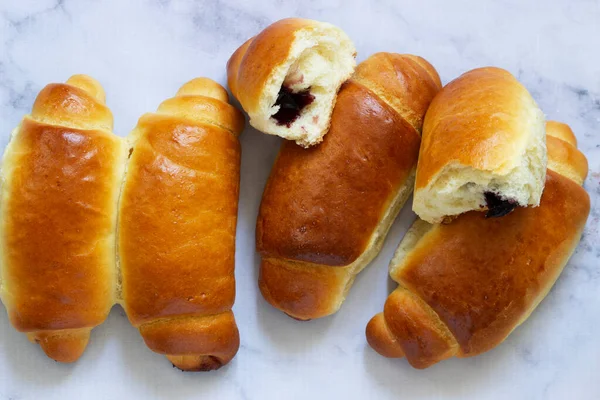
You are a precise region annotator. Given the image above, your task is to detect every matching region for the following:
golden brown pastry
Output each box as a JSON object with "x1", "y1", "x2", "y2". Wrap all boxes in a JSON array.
[
  {"x1": 256, "y1": 53, "x2": 442, "y2": 320},
  {"x1": 366, "y1": 121, "x2": 589, "y2": 368},
  {"x1": 413, "y1": 67, "x2": 547, "y2": 223},
  {"x1": 227, "y1": 18, "x2": 356, "y2": 147},
  {"x1": 0, "y1": 75, "x2": 127, "y2": 363},
  {"x1": 118, "y1": 78, "x2": 244, "y2": 371}
]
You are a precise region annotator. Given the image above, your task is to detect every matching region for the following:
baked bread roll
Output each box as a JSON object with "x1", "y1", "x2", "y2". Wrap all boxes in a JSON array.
[
  {"x1": 118, "y1": 78, "x2": 244, "y2": 371},
  {"x1": 227, "y1": 18, "x2": 356, "y2": 147},
  {"x1": 0, "y1": 75, "x2": 126, "y2": 362},
  {"x1": 257, "y1": 53, "x2": 442, "y2": 320},
  {"x1": 413, "y1": 67, "x2": 547, "y2": 223},
  {"x1": 366, "y1": 121, "x2": 589, "y2": 368}
]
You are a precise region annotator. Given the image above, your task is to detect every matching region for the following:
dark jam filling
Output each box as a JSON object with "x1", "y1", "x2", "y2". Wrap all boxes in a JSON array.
[
  {"x1": 272, "y1": 86, "x2": 315, "y2": 127},
  {"x1": 484, "y1": 192, "x2": 518, "y2": 218}
]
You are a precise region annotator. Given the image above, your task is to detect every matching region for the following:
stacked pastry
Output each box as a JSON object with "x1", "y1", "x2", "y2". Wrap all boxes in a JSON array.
[
  {"x1": 228, "y1": 19, "x2": 442, "y2": 320},
  {"x1": 366, "y1": 68, "x2": 590, "y2": 368}
]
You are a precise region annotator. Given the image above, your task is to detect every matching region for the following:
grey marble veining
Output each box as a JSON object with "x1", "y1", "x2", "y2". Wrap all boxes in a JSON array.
[{"x1": 0, "y1": 0, "x2": 598, "y2": 399}]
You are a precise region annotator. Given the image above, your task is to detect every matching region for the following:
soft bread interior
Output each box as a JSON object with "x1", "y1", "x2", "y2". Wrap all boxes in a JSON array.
[
  {"x1": 0, "y1": 126, "x2": 23, "y2": 308},
  {"x1": 388, "y1": 218, "x2": 433, "y2": 280},
  {"x1": 253, "y1": 23, "x2": 356, "y2": 147},
  {"x1": 415, "y1": 108, "x2": 546, "y2": 223}
]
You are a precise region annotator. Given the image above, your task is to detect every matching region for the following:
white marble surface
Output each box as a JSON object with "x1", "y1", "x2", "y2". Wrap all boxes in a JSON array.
[{"x1": 0, "y1": 0, "x2": 599, "y2": 399}]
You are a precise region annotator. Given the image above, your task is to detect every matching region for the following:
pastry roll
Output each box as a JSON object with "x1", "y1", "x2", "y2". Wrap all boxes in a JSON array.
[
  {"x1": 227, "y1": 18, "x2": 356, "y2": 147},
  {"x1": 413, "y1": 67, "x2": 547, "y2": 223},
  {"x1": 366, "y1": 121, "x2": 589, "y2": 368},
  {"x1": 118, "y1": 78, "x2": 244, "y2": 371},
  {"x1": 257, "y1": 53, "x2": 442, "y2": 320},
  {"x1": 0, "y1": 75, "x2": 126, "y2": 362}
]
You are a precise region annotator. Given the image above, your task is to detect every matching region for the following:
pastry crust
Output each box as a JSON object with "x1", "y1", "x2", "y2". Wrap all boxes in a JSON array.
[
  {"x1": 0, "y1": 75, "x2": 126, "y2": 363},
  {"x1": 227, "y1": 18, "x2": 356, "y2": 147},
  {"x1": 118, "y1": 78, "x2": 244, "y2": 371},
  {"x1": 257, "y1": 54, "x2": 441, "y2": 320},
  {"x1": 367, "y1": 122, "x2": 590, "y2": 368},
  {"x1": 413, "y1": 67, "x2": 547, "y2": 223}
]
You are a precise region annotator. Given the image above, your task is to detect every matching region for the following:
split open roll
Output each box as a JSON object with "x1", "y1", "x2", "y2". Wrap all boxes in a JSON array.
[
  {"x1": 413, "y1": 67, "x2": 547, "y2": 224},
  {"x1": 227, "y1": 18, "x2": 357, "y2": 147}
]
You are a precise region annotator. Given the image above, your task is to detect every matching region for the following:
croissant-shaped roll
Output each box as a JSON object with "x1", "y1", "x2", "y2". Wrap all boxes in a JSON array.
[
  {"x1": 118, "y1": 78, "x2": 244, "y2": 371},
  {"x1": 366, "y1": 121, "x2": 589, "y2": 368},
  {"x1": 0, "y1": 75, "x2": 127, "y2": 362},
  {"x1": 227, "y1": 18, "x2": 356, "y2": 147},
  {"x1": 256, "y1": 53, "x2": 442, "y2": 320}
]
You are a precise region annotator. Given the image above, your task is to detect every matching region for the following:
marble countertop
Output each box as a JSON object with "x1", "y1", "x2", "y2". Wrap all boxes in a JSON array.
[{"x1": 0, "y1": 1, "x2": 598, "y2": 399}]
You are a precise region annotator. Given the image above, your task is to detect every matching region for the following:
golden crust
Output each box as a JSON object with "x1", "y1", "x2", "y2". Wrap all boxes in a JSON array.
[
  {"x1": 119, "y1": 78, "x2": 243, "y2": 370},
  {"x1": 256, "y1": 54, "x2": 441, "y2": 319},
  {"x1": 546, "y1": 120, "x2": 577, "y2": 146},
  {"x1": 227, "y1": 37, "x2": 254, "y2": 102},
  {"x1": 1, "y1": 75, "x2": 124, "y2": 363},
  {"x1": 257, "y1": 81, "x2": 421, "y2": 266},
  {"x1": 158, "y1": 77, "x2": 244, "y2": 136},
  {"x1": 367, "y1": 287, "x2": 458, "y2": 368},
  {"x1": 226, "y1": 18, "x2": 320, "y2": 115},
  {"x1": 416, "y1": 67, "x2": 542, "y2": 189},
  {"x1": 157, "y1": 96, "x2": 244, "y2": 136},
  {"x1": 27, "y1": 328, "x2": 91, "y2": 363},
  {"x1": 546, "y1": 121, "x2": 588, "y2": 184},
  {"x1": 366, "y1": 313, "x2": 406, "y2": 358},
  {"x1": 259, "y1": 257, "x2": 352, "y2": 320},
  {"x1": 367, "y1": 122, "x2": 590, "y2": 367},
  {"x1": 3, "y1": 119, "x2": 121, "y2": 331},
  {"x1": 369, "y1": 171, "x2": 589, "y2": 367},
  {"x1": 65, "y1": 74, "x2": 107, "y2": 103},
  {"x1": 140, "y1": 311, "x2": 240, "y2": 371},
  {"x1": 546, "y1": 135, "x2": 588, "y2": 185},
  {"x1": 352, "y1": 53, "x2": 442, "y2": 132},
  {"x1": 120, "y1": 115, "x2": 240, "y2": 324},
  {"x1": 31, "y1": 81, "x2": 113, "y2": 132}
]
